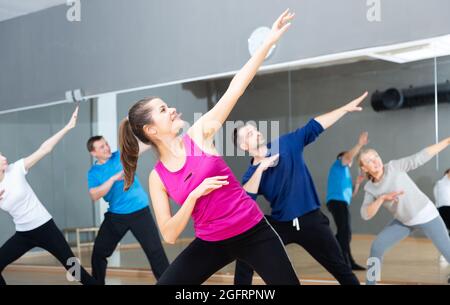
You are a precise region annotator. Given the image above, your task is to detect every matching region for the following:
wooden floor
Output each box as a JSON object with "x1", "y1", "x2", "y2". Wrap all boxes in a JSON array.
[{"x1": 4, "y1": 234, "x2": 450, "y2": 285}]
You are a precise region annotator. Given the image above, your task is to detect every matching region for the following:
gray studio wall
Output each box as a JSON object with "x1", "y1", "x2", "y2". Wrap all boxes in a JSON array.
[
  {"x1": 0, "y1": 103, "x2": 95, "y2": 244},
  {"x1": 2, "y1": 0, "x2": 450, "y2": 112},
  {"x1": 219, "y1": 57, "x2": 450, "y2": 236},
  {"x1": 115, "y1": 81, "x2": 210, "y2": 243}
]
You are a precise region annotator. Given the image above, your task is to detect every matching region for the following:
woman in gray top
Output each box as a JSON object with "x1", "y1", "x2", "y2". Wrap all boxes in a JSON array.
[{"x1": 358, "y1": 137, "x2": 450, "y2": 285}]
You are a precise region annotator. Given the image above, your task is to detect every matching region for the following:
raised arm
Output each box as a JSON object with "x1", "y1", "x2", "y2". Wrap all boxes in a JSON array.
[
  {"x1": 342, "y1": 132, "x2": 369, "y2": 166},
  {"x1": 149, "y1": 170, "x2": 229, "y2": 244},
  {"x1": 391, "y1": 137, "x2": 450, "y2": 172},
  {"x1": 425, "y1": 137, "x2": 450, "y2": 157},
  {"x1": 189, "y1": 10, "x2": 295, "y2": 142},
  {"x1": 314, "y1": 92, "x2": 368, "y2": 130},
  {"x1": 24, "y1": 106, "x2": 79, "y2": 171}
]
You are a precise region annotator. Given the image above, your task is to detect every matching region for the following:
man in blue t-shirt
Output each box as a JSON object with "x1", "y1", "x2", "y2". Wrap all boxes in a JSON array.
[
  {"x1": 232, "y1": 92, "x2": 369, "y2": 285},
  {"x1": 326, "y1": 132, "x2": 368, "y2": 271},
  {"x1": 87, "y1": 135, "x2": 169, "y2": 284}
]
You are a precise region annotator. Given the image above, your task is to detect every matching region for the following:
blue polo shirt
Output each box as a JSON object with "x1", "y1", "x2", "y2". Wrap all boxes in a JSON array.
[
  {"x1": 87, "y1": 151, "x2": 148, "y2": 214},
  {"x1": 244, "y1": 119, "x2": 325, "y2": 221},
  {"x1": 326, "y1": 159, "x2": 353, "y2": 205}
]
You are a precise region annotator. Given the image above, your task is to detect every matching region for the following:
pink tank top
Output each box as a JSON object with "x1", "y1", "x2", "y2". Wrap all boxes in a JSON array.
[{"x1": 154, "y1": 134, "x2": 263, "y2": 241}]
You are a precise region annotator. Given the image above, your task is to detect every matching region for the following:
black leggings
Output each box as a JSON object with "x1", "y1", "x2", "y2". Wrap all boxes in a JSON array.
[
  {"x1": 234, "y1": 210, "x2": 359, "y2": 285},
  {"x1": 0, "y1": 219, "x2": 97, "y2": 285},
  {"x1": 157, "y1": 218, "x2": 300, "y2": 285},
  {"x1": 438, "y1": 206, "x2": 450, "y2": 232},
  {"x1": 92, "y1": 207, "x2": 169, "y2": 284},
  {"x1": 327, "y1": 200, "x2": 357, "y2": 267}
]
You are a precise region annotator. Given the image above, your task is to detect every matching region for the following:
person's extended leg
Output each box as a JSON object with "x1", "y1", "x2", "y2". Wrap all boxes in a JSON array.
[
  {"x1": 129, "y1": 207, "x2": 169, "y2": 279},
  {"x1": 91, "y1": 213, "x2": 128, "y2": 284},
  {"x1": 366, "y1": 220, "x2": 411, "y2": 285},
  {"x1": 35, "y1": 220, "x2": 97, "y2": 285},
  {"x1": 157, "y1": 238, "x2": 234, "y2": 285},
  {"x1": 0, "y1": 233, "x2": 34, "y2": 285}
]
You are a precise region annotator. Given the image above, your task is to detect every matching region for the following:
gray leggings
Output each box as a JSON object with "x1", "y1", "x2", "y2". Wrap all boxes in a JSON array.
[{"x1": 366, "y1": 216, "x2": 450, "y2": 285}]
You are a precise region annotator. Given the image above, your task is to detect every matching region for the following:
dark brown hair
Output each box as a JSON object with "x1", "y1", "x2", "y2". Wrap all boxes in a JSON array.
[
  {"x1": 337, "y1": 151, "x2": 347, "y2": 160},
  {"x1": 86, "y1": 136, "x2": 104, "y2": 152},
  {"x1": 119, "y1": 97, "x2": 158, "y2": 191},
  {"x1": 445, "y1": 168, "x2": 450, "y2": 176}
]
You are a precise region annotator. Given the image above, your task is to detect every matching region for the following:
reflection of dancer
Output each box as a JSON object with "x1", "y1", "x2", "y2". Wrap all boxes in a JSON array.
[
  {"x1": 326, "y1": 132, "x2": 368, "y2": 271},
  {"x1": 120, "y1": 10, "x2": 300, "y2": 285},
  {"x1": 359, "y1": 138, "x2": 450, "y2": 285},
  {"x1": 233, "y1": 93, "x2": 368, "y2": 285},
  {"x1": 87, "y1": 136, "x2": 169, "y2": 284},
  {"x1": 434, "y1": 169, "x2": 450, "y2": 233},
  {"x1": 0, "y1": 107, "x2": 96, "y2": 285}
]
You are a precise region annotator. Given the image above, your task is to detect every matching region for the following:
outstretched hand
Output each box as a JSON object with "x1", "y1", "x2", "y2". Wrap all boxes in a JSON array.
[
  {"x1": 266, "y1": 9, "x2": 295, "y2": 45},
  {"x1": 65, "y1": 106, "x2": 79, "y2": 130},
  {"x1": 358, "y1": 131, "x2": 369, "y2": 146},
  {"x1": 343, "y1": 92, "x2": 368, "y2": 113}
]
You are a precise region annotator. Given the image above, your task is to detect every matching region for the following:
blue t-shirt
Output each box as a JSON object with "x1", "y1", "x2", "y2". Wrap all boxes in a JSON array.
[
  {"x1": 326, "y1": 159, "x2": 353, "y2": 205},
  {"x1": 87, "y1": 151, "x2": 149, "y2": 214},
  {"x1": 243, "y1": 119, "x2": 325, "y2": 222}
]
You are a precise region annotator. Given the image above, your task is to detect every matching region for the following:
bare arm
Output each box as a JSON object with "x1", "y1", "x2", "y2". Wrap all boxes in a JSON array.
[
  {"x1": 342, "y1": 132, "x2": 369, "y2": 166},
  {"x1": 189, "y1": 10, "x2": 294, "y2": 144},
  {"x1": 89, "y1": 171, "x2": 123, "y2": 201},
  {"x1": 24, "y1": 106, "x2": 79, "y2": 171},
  {"x1": 425, "y1": 137, "x2": 450, "y2": 157},
  {"x1": 149, "y1": 170, "x2": 229, "y2": 244},
  {"x1": 391, "y1": 137, "x2": 450, "y2": 172},
  {"x1": 314, "y1": 92, "x2": 368, "y2": 130}
]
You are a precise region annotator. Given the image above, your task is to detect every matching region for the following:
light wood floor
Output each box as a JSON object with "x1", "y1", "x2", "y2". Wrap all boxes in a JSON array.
[{"x1": 4, "y1": 234, "x2": 450, "y2": 285}]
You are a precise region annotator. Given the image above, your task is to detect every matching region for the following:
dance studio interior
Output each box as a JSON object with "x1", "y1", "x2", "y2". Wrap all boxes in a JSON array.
[{"x1": 1, "y1": 0, "x2": 450, "y2": 289}]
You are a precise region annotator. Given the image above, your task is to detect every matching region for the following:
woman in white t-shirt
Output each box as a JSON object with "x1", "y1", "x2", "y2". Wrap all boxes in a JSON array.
[
  {"x1": 0, "y1": 106, "x2": 96, "y2": 285},
  {"x1": 434, "y1": 169, "x2": 450, "y2": 232}
]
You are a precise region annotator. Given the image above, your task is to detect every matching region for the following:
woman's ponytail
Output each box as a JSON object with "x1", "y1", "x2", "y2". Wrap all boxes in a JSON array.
[{"x1": 119, "y1": 118, "x2": 140, "y2": 191}]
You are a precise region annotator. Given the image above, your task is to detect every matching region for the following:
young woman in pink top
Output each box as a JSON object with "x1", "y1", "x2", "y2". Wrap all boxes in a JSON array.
[{"x1": 119, "y1": 10, "x2": 300, "y2": 285}]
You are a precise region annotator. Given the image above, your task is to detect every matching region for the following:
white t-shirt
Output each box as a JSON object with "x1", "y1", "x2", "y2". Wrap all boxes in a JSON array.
[
  {"x1": 434, "y1": 176, "x2": 450, "y2": 209},
  {"x1": 0, "y1": 159, "x2": 52, "y2": 231},
  {"x1": 403, "y1": 202, "x2": 439, "y2": 226}
]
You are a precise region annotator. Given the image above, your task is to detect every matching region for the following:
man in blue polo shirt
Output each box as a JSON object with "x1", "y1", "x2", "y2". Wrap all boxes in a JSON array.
[
  {"x1": 87, "y1": 135, "x2": 169, "y2": 284},
  {"x1": 232, "y1": 92, "x2": 368, "y2": 285},
  {"x1": 326, "y1": 132, "x2": 368, "y2": 271}
]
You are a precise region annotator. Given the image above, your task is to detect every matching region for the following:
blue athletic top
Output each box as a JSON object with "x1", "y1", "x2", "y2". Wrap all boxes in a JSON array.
[
  {"x1": 326, "y1": 159, "x2": 353, "y2": 205},
  {"x1": 87, "y1": 151, "x2": 148, "y2": 214},
  {"x1": 244, "y1": 119, "x2": 325, "y2": 221}
]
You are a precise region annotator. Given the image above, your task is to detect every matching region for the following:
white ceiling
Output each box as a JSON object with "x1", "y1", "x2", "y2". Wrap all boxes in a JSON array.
[{"x1": 0, "y1": 0, "x2": 65, "y2": 22}]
